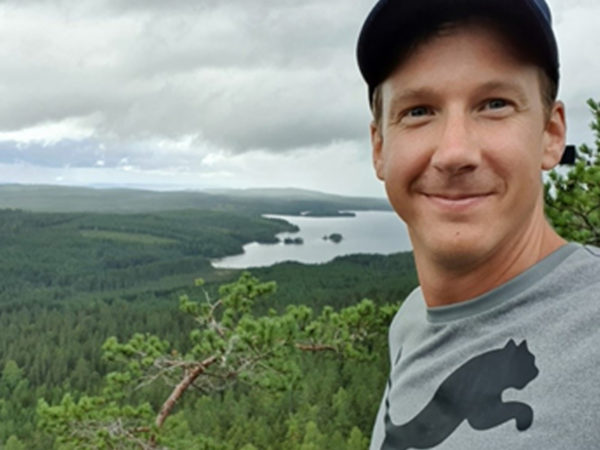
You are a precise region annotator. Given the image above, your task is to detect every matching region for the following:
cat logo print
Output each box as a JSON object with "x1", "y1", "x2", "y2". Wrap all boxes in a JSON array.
[{"x1": 382, "y1": 340, "x2": 539, "y2": 450}]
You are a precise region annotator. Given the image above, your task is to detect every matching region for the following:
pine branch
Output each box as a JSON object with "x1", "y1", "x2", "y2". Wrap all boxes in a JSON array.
[{"x1": 155, "y1": 355, "x2": 218, "y2": 429}]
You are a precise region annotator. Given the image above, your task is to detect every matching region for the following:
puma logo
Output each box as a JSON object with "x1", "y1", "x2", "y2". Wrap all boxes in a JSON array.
[{"x1": 382, "y1": 340, "x2": 539, "y2": 450}]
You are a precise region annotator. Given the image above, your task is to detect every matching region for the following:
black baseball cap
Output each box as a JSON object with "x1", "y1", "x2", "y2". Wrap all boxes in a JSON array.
[{"x1": 356, "y1": 0, "x2": 559, "y2": 104}]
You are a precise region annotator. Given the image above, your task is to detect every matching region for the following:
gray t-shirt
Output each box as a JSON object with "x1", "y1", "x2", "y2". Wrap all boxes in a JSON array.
[{"x1": 370, "y1": 243, "x2": 600, "y2": 450}]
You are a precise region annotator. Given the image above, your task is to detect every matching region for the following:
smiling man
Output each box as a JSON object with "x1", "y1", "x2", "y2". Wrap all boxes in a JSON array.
[{"x1": 356, "y1": 1, "x2": 600, "y2": 449}]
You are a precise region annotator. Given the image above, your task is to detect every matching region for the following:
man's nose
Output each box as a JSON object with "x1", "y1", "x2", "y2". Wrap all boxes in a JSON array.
[{"x1": 430, "y1": 111, "x2": 481, "y2": 175}]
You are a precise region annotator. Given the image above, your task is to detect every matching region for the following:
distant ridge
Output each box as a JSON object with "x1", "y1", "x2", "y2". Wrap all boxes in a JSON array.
[
  {"x1": 204, "y1": 187, "x2": 385, "y2": 201},
  {"x1": 0, "y1": 184, "x2": 391, "y2": 215}
]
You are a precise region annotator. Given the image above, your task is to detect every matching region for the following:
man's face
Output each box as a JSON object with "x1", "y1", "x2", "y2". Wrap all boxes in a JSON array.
[{"x1": 371, "y1": 23, "x2": 566, "y2": 270}]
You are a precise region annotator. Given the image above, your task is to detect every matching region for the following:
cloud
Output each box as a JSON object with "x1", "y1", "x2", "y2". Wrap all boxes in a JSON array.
[
  {"x1": 0, "y1": 0, "x2": 598, "y2": 196},
  {"x1": 0, "y1": 115, "x2": 101, "y2": 146},
  {"x1": 0, "y1": 138, "x2": 385, "y2": 197},
  {"x1": 0, "y1": 0, "x2": 374, "y2": 155},
  {"x1": 548, "y1": 0, "x2": 600, "y2": 145}
]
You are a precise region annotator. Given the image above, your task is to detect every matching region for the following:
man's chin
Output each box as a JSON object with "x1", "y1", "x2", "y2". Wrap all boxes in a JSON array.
[{"x1": 412, "y1": 231, "x2": 493, "y2": 271}]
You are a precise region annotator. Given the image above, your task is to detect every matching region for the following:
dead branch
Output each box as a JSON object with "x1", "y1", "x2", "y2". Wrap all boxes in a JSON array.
[
  {"x1": 155, "y1": 355, "x2": 218, "y2": 429},
  {"x1": 295, "y1": 343, "x2": 337, "y2": 353}
]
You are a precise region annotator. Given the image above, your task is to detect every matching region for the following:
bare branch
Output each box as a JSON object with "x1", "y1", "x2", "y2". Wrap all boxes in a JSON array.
[
  {"x1": 295, "y1": 343, "x2": 337, "y2": 353},
  {"x1": 155, "y1": 355, "x2": 218, "y2": 429}
]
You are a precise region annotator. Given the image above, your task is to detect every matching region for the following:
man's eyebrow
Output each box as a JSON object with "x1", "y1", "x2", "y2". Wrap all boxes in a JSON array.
[
  {"x1": 386, "y1": 81, "x2": 531, "y2": 114},
  {"x1": 386, "y1": 88, "x2": 439, "y2": 116},
  {"x1": 473, "y1": 80, "x2": 530, "y2": 104}
]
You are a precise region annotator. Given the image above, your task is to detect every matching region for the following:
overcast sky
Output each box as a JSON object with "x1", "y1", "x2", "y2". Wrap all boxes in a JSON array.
[{"x1": 0, "y1": 0, "x2": 598, "y2": 197}]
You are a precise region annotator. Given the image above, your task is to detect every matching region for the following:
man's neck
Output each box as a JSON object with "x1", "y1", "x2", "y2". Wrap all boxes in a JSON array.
[{"x1": 415, "y1": 223, "x2": 566, "y2": 308}]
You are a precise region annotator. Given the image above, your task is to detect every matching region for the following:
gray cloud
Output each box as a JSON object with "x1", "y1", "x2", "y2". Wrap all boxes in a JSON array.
[
  {"x1": 0, "y1": 0, "x2": 374, "y2": 155},
  {"x1": 0, "y1": 0, "x2": 598, "y2": 181}
]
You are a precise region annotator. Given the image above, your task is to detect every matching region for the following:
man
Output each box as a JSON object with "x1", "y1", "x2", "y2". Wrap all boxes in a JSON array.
[{"x1": 356, "y1": 0, "x2": 600, "y2": 448}]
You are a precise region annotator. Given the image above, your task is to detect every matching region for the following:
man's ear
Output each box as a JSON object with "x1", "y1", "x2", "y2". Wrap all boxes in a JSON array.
[
  {"x1": 542, "y1": 101, "x2": 567, "y2": 170},
  {"x1": 371, "y1": 122, "x2": 384, "y2": 180}
]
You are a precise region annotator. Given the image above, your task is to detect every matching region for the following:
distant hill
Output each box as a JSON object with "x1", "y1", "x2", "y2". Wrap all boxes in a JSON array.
[
  {"x1": 0, "y1": 184, "x2": 391, "y2": 215},
  {"x1": 205, "y1": 187, "x2": 372, "y2": 201}
]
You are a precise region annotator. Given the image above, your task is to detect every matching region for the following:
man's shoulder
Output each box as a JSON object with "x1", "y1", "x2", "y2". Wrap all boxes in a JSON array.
[
  {"x1": 566, "y1": 243, "x2": 600, "y2": 260},
  {"x1": 555, "y1": 244, "x2": 600, "y2": 284},
  {"x1": 530, "y1": 243, "x2": 600, "y2": 313},
  {"x1": 391, "y1": 287, "x2": 424, "y2": 329},
  {"x1": 387, "y1": 287, "x2": 426, "y2": 355}
]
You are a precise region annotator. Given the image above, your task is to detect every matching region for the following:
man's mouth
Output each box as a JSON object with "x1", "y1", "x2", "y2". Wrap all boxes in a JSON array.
[{"x1": 423, "y1": 192, "x2": 493, "y2": 210}]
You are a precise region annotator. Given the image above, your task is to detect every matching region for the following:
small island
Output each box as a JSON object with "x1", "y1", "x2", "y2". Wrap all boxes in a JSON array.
[
  {"x1": 301, "y1": 211, "x2": 356, "y2": 218},
  {"x1": 283, "y1": 237, "x2": 304, "y2": 245},
  {"x1": 323, "y1": 233, "x2": 343, "y2": 243}
]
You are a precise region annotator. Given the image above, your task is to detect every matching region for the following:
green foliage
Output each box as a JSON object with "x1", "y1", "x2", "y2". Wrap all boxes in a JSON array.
[
  {"x1": 37, "y1": 394, "x2": 154, "y2": 449},
  {"x1": 545, "y1": 99, "x2": 600, "y2": 245},
  {"x1": 0, "y1": 198, "x2": 416, "y2": 448},
  {"x1": 0, "y1": 360, "x2": 37, "y2": 445},
  {"x1": 0, "y1": 208, "x2": 297, "y2": 308},
  {"x1": 253, "y1": 252, "x2": 417, "y2": 312},
  {"x1": 0, "y1": 249, "x2": 415, "y2": 449},
  {"x1": 346, "y1": 427, "x2": 369, "y2": 450},
  {"x1": 37, "y1": 273, "x2": 394, "y2": 449},
  {"x1": 3, "y1": 435, "x2": 27, "y2": 450}
]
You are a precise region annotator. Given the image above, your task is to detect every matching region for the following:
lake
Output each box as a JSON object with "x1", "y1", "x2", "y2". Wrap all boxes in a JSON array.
[{"x1": 211, "y1": 210, "x2": 412, "y2": 269}]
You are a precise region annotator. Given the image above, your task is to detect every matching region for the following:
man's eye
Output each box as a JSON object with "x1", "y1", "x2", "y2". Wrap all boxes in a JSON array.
[
  {"x1": 407, "y1": 106, "x2": 430, "y2": 117},
  {"x1": 487, "y1": 99, "x2": 508, "y2": 109}
]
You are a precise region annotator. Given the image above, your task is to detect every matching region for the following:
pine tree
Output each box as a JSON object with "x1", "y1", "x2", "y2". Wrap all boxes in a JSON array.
[
  {"x1": 545, "y1": 99, "x2": 600, "y2": 245},
  {"x1": 37, "y1": 272, "x2": 392, "y2": 449}
]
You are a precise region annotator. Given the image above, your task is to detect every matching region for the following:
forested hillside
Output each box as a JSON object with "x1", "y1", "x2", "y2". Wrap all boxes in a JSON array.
[
  {"x1": 0, "y1": 190, "x2": 416, "y2": 449},
  {"x1": 0, "y1": 185, "x2": 391, "y2": 215},
  {"x1": 0, "y1": 208, "x2": 296, "y2": 308}
]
